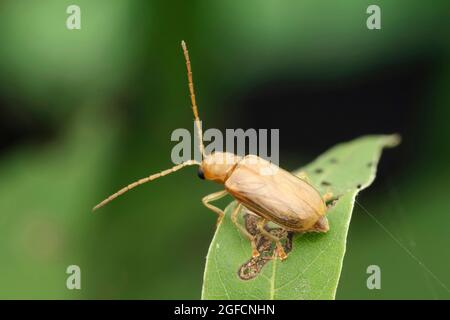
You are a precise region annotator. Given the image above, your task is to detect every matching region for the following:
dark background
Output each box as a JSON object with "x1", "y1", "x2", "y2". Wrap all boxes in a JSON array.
[{"x1": 0, "y1": 0, "x2": 449, "y2": 299}]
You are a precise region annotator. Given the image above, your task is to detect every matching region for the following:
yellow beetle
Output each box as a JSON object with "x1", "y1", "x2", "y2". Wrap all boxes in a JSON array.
[{"x1": 93, "y1": 41, "x2": 334, "y2": 260}]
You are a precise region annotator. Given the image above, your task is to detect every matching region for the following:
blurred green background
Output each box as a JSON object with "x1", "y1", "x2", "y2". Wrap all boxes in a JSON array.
[{"x1": 0, "y1": 0, "x2": 449, "y2": 299}]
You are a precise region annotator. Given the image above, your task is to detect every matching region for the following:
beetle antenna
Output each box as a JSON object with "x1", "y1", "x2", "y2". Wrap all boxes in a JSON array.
[
  {"x1": 181, "y1": 40, "x2": 205, "y2": 158},
  {"x1": 92, "y1": 160, "x2": 200, "y2": 211}
]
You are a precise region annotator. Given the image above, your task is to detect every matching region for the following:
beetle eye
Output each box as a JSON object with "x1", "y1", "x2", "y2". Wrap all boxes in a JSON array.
[{"x1": 197, "y1": 167, "x2": 205, "y2": 180}]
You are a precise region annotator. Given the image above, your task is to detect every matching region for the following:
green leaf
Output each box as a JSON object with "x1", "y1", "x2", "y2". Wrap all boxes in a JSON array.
[{"x1": 201, "y1": 134, "x2": 400, "y2": 300}]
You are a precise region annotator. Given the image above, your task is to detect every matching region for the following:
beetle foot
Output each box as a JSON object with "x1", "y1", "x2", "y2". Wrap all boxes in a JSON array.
[
  {"x1": 297, "y1": 171, "x2": 311, "y2": 183},
  {"x1": 215, "y1": 215, "x2": 224, "y2": 227},
  {"x1": 276, "y1": 244, "x2": 288, "y2": 261},
  {"x1": 322, "y1": 191, "x2": 334, "y2": 202}
]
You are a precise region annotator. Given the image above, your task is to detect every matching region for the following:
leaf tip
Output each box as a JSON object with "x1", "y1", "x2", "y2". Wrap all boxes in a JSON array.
[{"x1": 386, "y1": 134, "x2": 402, "y2": 148}]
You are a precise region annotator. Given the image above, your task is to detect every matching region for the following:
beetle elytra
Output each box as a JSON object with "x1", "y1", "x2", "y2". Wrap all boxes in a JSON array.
[{"x1": 93, "y1": 41, "x2": 334, "y2": 260}]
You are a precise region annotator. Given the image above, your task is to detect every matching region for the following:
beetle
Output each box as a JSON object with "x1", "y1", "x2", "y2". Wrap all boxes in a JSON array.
[{"x1": 93, "y1": 41, "x2": 334, "y2": 260}]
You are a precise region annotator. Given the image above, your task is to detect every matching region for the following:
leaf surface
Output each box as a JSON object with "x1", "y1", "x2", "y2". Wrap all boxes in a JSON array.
[{"x1": 202, "y1": 135, "x2": 400, "y2": 300}]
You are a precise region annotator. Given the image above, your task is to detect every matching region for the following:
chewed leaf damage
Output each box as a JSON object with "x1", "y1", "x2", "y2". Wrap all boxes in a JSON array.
[{"x1": 238, "y1": 212, "x2": 293, "y2": 280}]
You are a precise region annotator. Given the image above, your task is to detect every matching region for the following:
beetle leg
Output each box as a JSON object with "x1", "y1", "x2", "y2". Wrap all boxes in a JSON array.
[
  {"x1": 297, "y1": 171, "x2": 311, "y2": 183},
  {"x1": 202, "y1": 190, "x2": 228, "y2": 226},
  {"x1": 256, "y1": 219, "x2": 288, "y2": 261},
  {"x1": 231, "y1": 203, "x2": 260, "y2": 258}
]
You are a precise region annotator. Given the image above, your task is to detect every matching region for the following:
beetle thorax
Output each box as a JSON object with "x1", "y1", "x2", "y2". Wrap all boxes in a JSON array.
[{"x1": 201, "y1": 152, "x2": 242, "y2": 183}]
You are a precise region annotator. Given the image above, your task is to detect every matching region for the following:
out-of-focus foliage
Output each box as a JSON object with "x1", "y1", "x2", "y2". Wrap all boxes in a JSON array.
[{"x1": 0, "y1": 0, "x2": 449, "y2": 299}]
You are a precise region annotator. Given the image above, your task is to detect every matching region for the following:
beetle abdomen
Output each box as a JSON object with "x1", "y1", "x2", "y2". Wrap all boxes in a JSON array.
[{"x1": 225, "y1": 155, "x2": 326, "y2": 232}]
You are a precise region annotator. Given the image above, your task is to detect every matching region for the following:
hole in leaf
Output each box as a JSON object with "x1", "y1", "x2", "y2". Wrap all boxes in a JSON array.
[
  {"x1": 326, "y1": 195, "x2": 341, "y2": 207},
  {"x1": 321, "y1": 180, "x2": 332, "y2": 187}
]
